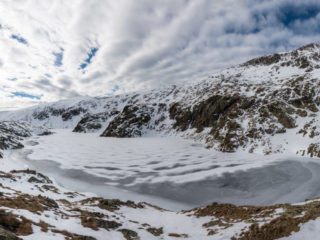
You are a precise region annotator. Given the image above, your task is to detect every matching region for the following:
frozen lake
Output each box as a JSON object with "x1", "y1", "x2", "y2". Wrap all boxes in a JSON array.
[{"x1": 7, "y1": 129, "x2": 320, "y2": 210}]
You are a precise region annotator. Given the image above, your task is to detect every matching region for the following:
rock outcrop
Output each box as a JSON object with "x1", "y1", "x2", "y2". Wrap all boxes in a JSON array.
[{"x1": 101, "y1": 105, "x2": 152, "y2": 137}]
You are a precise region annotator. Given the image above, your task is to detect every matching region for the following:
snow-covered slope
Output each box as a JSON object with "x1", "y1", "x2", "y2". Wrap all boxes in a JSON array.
[
  {"x1": 0, "y1": 121, "x2": 50, "y2": 158},
  {"x1": 2, "y1": 166, "x2": 320, "y2": 240},
  {"x1": 1, "y1": 43, "x2": 320, "y2": 158}
]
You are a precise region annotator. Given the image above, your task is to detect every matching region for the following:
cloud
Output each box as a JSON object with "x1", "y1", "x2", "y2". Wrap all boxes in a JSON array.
[
  {"x1": 0, "y1": 0, "x2": 319, "y2": 109},
  {"x1": 58, "y1": 75, "x2": 73, "y2": 88}
]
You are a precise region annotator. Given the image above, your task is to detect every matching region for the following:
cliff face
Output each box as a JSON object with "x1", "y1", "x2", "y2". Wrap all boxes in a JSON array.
[{"x1": 2, "y1": 43, "x2": 320, "y2": 157}]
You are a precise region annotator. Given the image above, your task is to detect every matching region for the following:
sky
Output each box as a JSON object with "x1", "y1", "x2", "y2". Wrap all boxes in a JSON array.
[{"x1": 0, "y1": 0, "x2": 320, "y2": 110}]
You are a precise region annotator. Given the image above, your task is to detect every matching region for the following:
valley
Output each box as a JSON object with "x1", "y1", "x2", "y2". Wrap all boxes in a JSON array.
[{"x1": 1, "y1": 44, "x2": 320, "y2": 239}]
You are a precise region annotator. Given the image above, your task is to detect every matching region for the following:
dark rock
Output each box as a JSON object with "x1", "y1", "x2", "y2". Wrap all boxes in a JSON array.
[
  {"x1": 98, "y1": 219, "x2": 122, "y2": 230},
  {"x1": 307, "y1": 143, "x2": 320, "y2": 158},
  {"x1": 296, "y1": 110, "x2": 308, "y2": 117},
  {"x1": 242, "y1": 53, "x2": 281, "y2": 66},
  {"x1": 101, "y1": 105, "x2": 151, "y2": 137},
  {"x1": 36, "y1": 173, "x2": 53, "y2": 184},
  {"x1": 73, "y1": 112, "x2": 112, "y2": 133},
  {"x1": 27, "y1": 177, "x2": 43, "y2": 184},
  {"x1": 38, "y1": 195, "x2": 59, "y2": 209},
  {"x1": 169, "y1": 95, "x2": 249, "y2": 133},
  {"x1": 147, "y1": 227, "x2": 163, "y2": 236},
  {"x1": 74, "y1": 237, "x2": 96, "y2": 240},
  {"x1": 118, "y1": 229, "x2": 139, "y2": 240},
  {"x1": 37, "y1": 131, "x2": 53, "y2": 136},
  {"x1": 169, "y1": 95, "x2": 253, "y2": 152},
  {"x1": 267, "y1": 102, "x2": 296, "y2": 128},
  {"x1": 98, "y1": 199, "x2": 143, "y2": 211},
  {"x1": 61, "y1": 107, "x2": 87, "y2": 121},
  {"x1": 0, "y1": 226, "x2": 21, "y2": 240},
  {"x1": 32, "y1": 111, "x2": 49, "y2": 120}
]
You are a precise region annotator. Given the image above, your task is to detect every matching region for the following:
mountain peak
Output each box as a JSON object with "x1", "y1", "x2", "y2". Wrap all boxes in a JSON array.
[
  {"x1": 241, "y1": 43, "x2": 320, "y2": 70},
  {"x1": 297, "y1": 43, "x2": 320, "y2": 51}
]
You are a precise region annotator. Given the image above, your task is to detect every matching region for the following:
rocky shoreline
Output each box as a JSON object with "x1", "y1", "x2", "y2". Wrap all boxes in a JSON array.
[{"x1": 0, "y1": 168, "x2": 317, "y2": 239}]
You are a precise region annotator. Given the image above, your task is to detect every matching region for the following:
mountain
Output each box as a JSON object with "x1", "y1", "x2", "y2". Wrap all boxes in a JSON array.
[
  {"x1": 1, "y1": 44, "x2": 320, "y2": 239},
  {"x1": 1, "y1": 43, "x2": 320, "y2": 158}
]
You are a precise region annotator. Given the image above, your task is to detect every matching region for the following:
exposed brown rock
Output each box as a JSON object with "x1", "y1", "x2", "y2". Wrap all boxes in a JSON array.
[
  {"x1": 194, "y1": 202, "x2": 277, "y2": 221},
  {"x1": 0, "y1": 226, "x2": 21, "y2": 240},
  {"x1": 80, "y1": 210, "x2": 122, "y2": 231},
  {"x1": 242, "y1": 53, "x2": 281, "y2": 66},
  {"x1": 146, "y1": 227, "x2": 163, "y2": 236},
  {"x1": 267, "y1": 102, "x2": 296, "y2": 128},
  {"x1": 80, "y1": 198, "x2": 144, "y2": 212},
  {"x1": 0, "y1": 194, "x2": 58, "y2": 214},
  {"x1": 168, "y1": 233, "x2": 189, "y2": 238},
  {"x1": 307, "y1": 143, "x2": 320, "y2": 158},
  {"x1": 51, "y1": 229, "x2": 97, "y2": 240},
  {"x1": 233, "y1": 201, "x2": 320, "y2": 240},
  {"x1": 118, "y1": 229, "x2": 139, "y2": 240},
  {"x1": 0, "y1": 211, "x2": 33, "y2": 236}
]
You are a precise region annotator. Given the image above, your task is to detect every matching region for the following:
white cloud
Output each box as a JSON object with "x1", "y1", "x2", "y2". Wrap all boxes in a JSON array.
[{"x1": 0, "y1": 0, "x2": 319, "y2": 109}]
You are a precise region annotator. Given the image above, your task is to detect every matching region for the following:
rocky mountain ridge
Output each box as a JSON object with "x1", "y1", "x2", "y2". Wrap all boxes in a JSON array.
[{"x1": 1, "y1": 43, "x2": 320, "y2": 157}]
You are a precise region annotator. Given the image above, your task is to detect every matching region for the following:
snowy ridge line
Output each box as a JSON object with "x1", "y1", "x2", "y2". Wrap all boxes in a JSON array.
[{"x1": 1, "y1": 43, "x2": 320, "y2": 157}]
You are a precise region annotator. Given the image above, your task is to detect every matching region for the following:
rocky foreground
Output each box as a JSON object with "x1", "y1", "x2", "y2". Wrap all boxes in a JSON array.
[{"x1": 0, "y1": 168, "x2": 317, "y2": 240}]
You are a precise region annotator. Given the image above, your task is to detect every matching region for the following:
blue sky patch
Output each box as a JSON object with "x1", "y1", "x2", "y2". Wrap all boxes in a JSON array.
[
  {"x1": 112, "y1": 85, "x2": 120, "y2": 92},
  {"x1": 53, "y1": 48, "x2": 64, "y2": 67},
  {"x1": 250, "y1": 2, "x2": 320, "y2": 36},
  {"x1": 80, "y1": 47, "x2": 98, "y2": 69},
  {"x1": 11, "y1": 34, "x2": 28, "y2": 45},
  {"x1": 278, "y1": 4, "x2": 320, "y2": 27},
  {"x1": 11, "y1": 91, "x2": 41, "y2": 100},
  {"x1": 106, "y1": 85, "x2": 120, "y2": 96}
]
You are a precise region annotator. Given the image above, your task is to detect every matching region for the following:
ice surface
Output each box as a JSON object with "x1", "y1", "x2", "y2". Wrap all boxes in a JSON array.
[
  {"x1": 5, "y1": 129, "x2": 320, "y2": 211},
  {"x1": 22, "y1": 130, "x2": 269, "y2": 183}
]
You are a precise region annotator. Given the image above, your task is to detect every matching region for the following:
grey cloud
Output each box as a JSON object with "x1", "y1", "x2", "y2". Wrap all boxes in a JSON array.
[
  {"x1": 58, "y1": 76, "x2": 73, "y2": 88},
  {"x1": 80, "y1": 71, "x2": 107, "y2": 84},
  {"x1": 32, "y1": 78, "x2": 79, "y2": 98}
]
